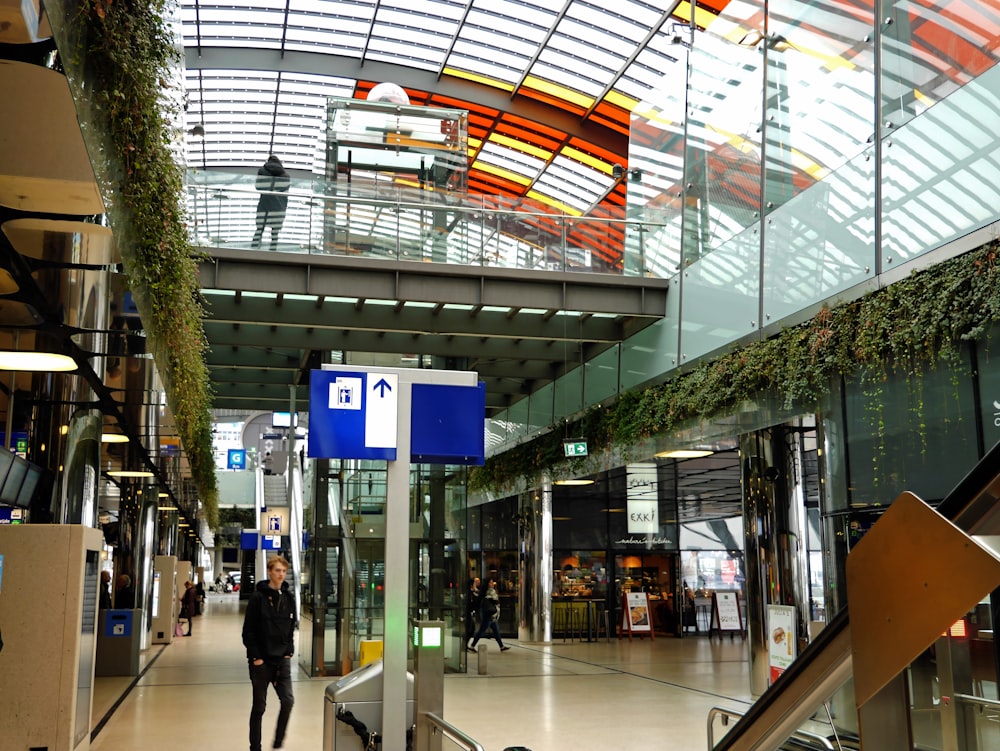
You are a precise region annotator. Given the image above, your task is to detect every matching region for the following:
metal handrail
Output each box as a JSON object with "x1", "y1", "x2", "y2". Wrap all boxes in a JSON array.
[
  {"x1": 424, "y1": 712, "x2": 485, "y2": 751},
  {"x1": 707, "y1": 707, "x2": 836, "y2": 751},
  {"x1": 953, "y1": 693, "x2": 1000, "y2": 709}
]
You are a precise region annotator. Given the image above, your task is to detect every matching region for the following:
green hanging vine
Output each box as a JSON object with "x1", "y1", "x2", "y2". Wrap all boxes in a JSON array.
[
  {"x1": 46, "y1": 0, "x2": 219, "y2": 527},
  {"x1": 472, "y1": 241, "x2": 1000, "y2": 494}
]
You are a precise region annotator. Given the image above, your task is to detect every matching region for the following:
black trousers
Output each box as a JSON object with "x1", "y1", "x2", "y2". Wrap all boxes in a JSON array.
[{"x1": 249, "y1": 658, "x2": 294, "y2": 751}]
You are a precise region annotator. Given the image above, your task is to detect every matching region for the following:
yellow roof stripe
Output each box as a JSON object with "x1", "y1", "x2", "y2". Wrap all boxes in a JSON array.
[
  {"x1": 603, "y1": 90, "x2": 639, "y2": 111},
  {"x1": 562, "y1": 146, "x2": 612, "y2": 173},
  {"x1": 522, "y1": 75, "x2": 595, "y2": 109},
  {"x1": 488, "y1": 132, "x2": 552, "y2": 160},
  {"x1": 526, "y1": 190, "x2": 583, "y2": 216}
]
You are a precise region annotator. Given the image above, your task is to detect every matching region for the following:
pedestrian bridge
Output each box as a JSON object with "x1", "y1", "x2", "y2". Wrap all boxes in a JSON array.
[{"x1": 190, "y1": 170, "x2": 670, "y2": 416}]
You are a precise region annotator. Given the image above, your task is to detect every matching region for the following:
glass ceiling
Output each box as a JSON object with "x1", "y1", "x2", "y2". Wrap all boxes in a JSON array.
[
  {"x1": 180, "y1": 0, "x2": 728, "y2": 214},
  {"x1": 181, "y1": 0, "x2": 1000, "y2": 290}
]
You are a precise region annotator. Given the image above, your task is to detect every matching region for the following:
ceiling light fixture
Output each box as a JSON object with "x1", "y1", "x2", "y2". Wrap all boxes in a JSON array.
[
  {"x1": 553, "y1": 478, "x2": 595, "y2": 486},
  {"x1": 0, "y1": 351, "x2": 77, "y2": 371},
  {"x1": 101, "y1": 433, "x2": 130, "y2": 443},
  {"x1": 655, "y1": 449, "x2": 715, "y2": 459},
  {"x1": 107, "y1": 469, "x2": 155, "y2": 478}
]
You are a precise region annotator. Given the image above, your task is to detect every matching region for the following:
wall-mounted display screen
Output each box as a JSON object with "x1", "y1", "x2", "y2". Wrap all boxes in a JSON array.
[{"x1": 271, "y1": 411, "x2": 298, "y2": 428}]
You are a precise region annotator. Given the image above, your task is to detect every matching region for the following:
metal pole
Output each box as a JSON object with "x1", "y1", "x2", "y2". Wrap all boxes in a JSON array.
[{"x1": 382, "y1": 380, "x2": 412, "y2": 751}]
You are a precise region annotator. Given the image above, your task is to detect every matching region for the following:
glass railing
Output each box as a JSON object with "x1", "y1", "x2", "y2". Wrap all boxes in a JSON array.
[{"x1": 186, "y1": 169, "x2": 643, "y2": 276}]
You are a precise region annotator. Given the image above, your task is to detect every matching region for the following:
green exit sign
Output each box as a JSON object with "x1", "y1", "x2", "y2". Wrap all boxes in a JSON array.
[{"x1": 563, "y1": 440, "x2": 588, "y2": 457}]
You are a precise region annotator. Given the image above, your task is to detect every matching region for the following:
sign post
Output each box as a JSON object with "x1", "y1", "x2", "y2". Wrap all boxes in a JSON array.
[{"x1": 309, "y1": 365, "x2": 484, "y2": 751}]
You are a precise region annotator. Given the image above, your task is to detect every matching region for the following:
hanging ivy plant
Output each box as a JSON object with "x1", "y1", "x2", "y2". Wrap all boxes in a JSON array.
[
  {"x1": 46, "y1": 0, "x2": 219, "y2": 528},
  {"x1": 472, "y1": 241, "x2": 1000, "y2": 494}
]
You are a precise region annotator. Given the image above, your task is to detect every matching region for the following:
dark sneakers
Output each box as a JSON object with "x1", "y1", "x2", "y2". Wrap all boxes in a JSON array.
[{"x1": 500, "y1": 646, "x2": 510, "y2": 651}]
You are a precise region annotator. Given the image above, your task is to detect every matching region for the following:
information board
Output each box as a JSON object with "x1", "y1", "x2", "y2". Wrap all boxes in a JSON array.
[
  {"x1": 710, "y1": 591, "x2": 745, "y2": 640},
  {"x1": 619, "y1": 591, "x2": 654, "y2": 641}
]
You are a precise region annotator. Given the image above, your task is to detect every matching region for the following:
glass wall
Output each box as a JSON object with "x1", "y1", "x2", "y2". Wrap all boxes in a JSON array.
[{"x1": 487, "y1": 1, "x2": 1000, "y2": 456}]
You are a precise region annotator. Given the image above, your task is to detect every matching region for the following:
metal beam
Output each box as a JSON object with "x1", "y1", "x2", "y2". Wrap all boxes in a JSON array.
[{"x1": 199, "y1": 248, "x2": 669, "y2": 318}]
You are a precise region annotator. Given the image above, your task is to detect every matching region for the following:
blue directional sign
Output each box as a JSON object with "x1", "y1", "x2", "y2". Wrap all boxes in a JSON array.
[
  {"x1": 309, "y1": 369, "x2": 485, "y2": 464},
  {"x1": 411, "y1": 382, "x2": 485, "y2": 465},
  {"x1": 227, "y1": 448, "x2": 247, "y2": 470},
  {"x1": 309, "y1": 370, "x2": 398, "y2": 460}
]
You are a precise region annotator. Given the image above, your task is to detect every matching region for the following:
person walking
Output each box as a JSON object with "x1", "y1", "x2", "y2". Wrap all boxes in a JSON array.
[
  {"x1": 465, "y1": 576, "x2": 481, "y2": 646},
  {"x1": 468, "y1": 578, "x2": 509, "y2": 652},
  {"x1": 251, "y1": 155, "x2": 290, "y2": 250},
  {"x1": 180, "y1": 580, "x2": 197, "y2": 636},
  {"x1": 242, "y1": 555, "x2": 297, "y2": 751}
]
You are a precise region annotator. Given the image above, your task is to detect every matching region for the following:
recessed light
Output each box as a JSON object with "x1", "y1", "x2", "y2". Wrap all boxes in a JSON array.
[
  {"x1": 655, "y1": 449, "x2": 715, "y2": 459},
  {"x1": 107, "y1": 470, "x2": 155, "y2": 478},
  {"x1": 0, "y1": 351, "x2": 77, "y2": 371},
  {"x1": 553, "y1": 478, "x2": 595, "y2": 486}
]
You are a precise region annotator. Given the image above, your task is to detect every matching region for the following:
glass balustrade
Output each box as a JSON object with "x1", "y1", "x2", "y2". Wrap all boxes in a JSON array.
[{"x1": 186, "y1": 169, "x2": 645, "y2": 276}]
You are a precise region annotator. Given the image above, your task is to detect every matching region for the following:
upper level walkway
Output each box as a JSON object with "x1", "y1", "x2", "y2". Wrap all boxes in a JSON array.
[{"x1": 190, "y1": 170, "x2": 670, "y2": 415}]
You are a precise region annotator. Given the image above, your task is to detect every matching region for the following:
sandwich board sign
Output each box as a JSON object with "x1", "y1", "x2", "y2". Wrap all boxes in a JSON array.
[
  {"x1": 619, "y1": 591, "x2": 654, "y2": 641},
  {"x1": 710, "y1": 591, "x2": 745, "y2": 640}
]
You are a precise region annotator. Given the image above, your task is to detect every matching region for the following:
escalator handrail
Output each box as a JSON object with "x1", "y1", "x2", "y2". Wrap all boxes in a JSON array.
[{"x1": 712, "y1": 437, "x2": 1000, "y2": 750}]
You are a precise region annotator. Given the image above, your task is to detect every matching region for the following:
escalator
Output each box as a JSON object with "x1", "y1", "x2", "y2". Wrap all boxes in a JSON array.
[{"x1": 710, "y1": 439, "x2": 1000, "y2": 751}]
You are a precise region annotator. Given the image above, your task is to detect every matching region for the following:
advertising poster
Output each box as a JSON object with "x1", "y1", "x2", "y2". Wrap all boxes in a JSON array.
[
  {"x1": 620, "y1": 591, "x2": 654, "y2": 639},
  {"x1": 767, "y1": 604, "x2": 797, "y2": 684}
]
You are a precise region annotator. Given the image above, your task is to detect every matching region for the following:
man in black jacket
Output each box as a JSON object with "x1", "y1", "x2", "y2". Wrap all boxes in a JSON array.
[
  {"x1": 251, "y1": 155, "x2": 291, "y2": 250},
  {"x1": 242, "y1": 555, "x2": 297, "y2": 751}
]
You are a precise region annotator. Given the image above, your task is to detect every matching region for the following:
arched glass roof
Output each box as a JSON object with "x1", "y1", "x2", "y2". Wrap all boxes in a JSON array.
[
  {"x1": 180, "y1": 0, "x2": 728, "y2": 213},
  {"x1": 181, "y1": 0, "x2": 1000, "y2": 263}
]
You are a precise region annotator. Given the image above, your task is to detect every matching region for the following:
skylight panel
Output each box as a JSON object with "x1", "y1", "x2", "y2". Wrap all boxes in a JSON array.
[
  {"x1": 284, "y1": 28, "x2": 369, "y2": 52},
  {"x1": 546, "y1": 18, "x2": 640, "y2": 59},
  {"x1": 528, "y1": 60, "x2": 604, "y2": 98},
  {"x1": 446, "y1": 54, "x2": 524, "y2": 86},
  {"x1": 572, "y1": 0, "x2": 663, "y2": 29},
  {"x1": 451, "y1": 35, "x2": 536, "y2": 69},
  {"x1": 478, "y1": 142, "x2": 547, "y2": 175},
  {"x1": 533, "y1": 173, "x2": 600, "y2": 206},
  {"x1": 530, "y1": 180, "x2": 591, "y2": 211},
  {"x1": 540, "y1": 158, "x2": 609, "y2": 196},
  {"x1": 376, "y1": 5, "x2": 464, "y2": 33},
  {"x1": 466, "y1": 2, "x2": 556, "y2": 34},
  {"x1": 537, "y1": 51, "x2": 617, "y2": 97},
  {"x1": 364, "y1": 41, "x2": 443, "y2": 71}
]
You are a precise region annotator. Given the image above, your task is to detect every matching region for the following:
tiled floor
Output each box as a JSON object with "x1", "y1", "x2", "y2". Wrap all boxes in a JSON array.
[{"x1": 90, "y1": 593, "x2": 754, "y2": 751}]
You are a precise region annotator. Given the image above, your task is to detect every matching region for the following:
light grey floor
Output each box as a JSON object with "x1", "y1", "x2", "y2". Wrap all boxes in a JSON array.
[{"x1": 90, "y1": 593, "x2": 754, "y2": 751}]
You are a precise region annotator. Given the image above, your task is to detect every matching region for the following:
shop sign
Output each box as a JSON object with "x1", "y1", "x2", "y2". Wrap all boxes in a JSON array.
[
  {"x1": 614, "y1": 536, "x2": 674, "y2": 547},
  {"x1": 626, "y1": 463, "x2": 658, "y2": 534},
  {"x1": 627, "y1": 500, "x2": 658, "y2": 533}
]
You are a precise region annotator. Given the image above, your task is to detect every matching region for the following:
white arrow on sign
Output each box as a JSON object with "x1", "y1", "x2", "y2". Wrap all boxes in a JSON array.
[{"x1": 365, "y1": 373, "x2": 398, "y2": 449}]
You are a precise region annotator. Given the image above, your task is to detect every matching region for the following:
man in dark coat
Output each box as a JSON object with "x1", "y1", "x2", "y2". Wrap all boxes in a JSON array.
[
  {"x1": 242, "y1": 555, "x2": 297, "y2": 751},
  {"x1": 251, "y1": 155, "x2": 291, "y2": 250}
]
